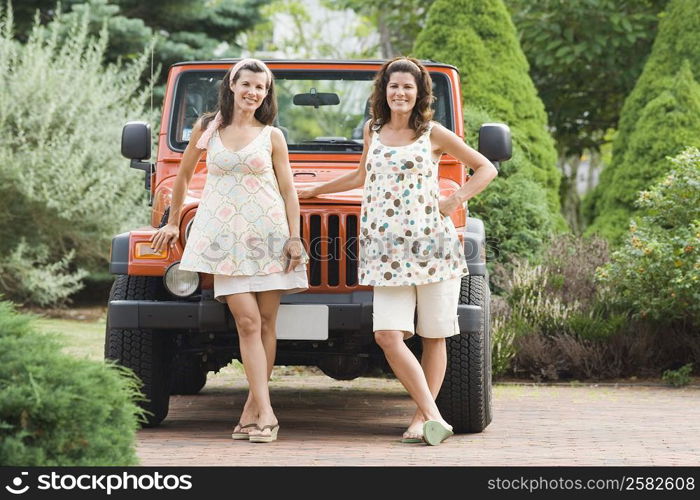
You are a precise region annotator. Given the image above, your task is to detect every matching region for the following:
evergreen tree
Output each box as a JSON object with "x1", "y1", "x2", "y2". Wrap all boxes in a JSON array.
[
  {"x1": 585, "y1": 0, "x2": 700, "y2": 242},
  {"x1": 414, "y1": 0, "x2": 566, "y2": 249},
  {"x1": 10, "y1": 0, "x2": 268, "y2": 86},
  {"x1": 586, "y1": 62, "x2": 700, "y2": 242}
]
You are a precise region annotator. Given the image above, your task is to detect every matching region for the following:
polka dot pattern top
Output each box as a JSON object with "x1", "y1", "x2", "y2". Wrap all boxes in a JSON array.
[{"x1": 358, "y1": 122, "x2": 469, "y2": 287}]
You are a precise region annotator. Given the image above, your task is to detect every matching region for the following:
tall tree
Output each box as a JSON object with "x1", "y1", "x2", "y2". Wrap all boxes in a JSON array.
[
  {"x1": 10, "y1": 0, "x2": 268, "y2": 85},
  {"x1": 330, "y1": 0, "x2": 436, "y2": 57},
  {"x1": 240, "y1": 0, "x2": 378, "y2": 58},
  {"x1": 584, "y1": 0, "x2": 700, "y2": 243},
  {"x1": 506, "y1": 0, "x2": 668, "y2": 157},
  {"x1": 505, "y1": 0, "x2": 668, "y2": 234},
  {"x1": 414, "y1": 0, "x2": 566, "y2": 230}
]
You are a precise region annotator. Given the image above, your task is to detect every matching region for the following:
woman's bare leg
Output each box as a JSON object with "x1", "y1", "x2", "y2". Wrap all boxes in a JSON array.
[
  {"x1": 225, "y1": 292, "x2": 276, "y2": 433},
  {"x1": 404, "y1": 337, "x2": 447, "y2": 438},
  {"x1": 374, "y1": 330, "x2": 450, "y2": 433},
  {"x1": 248, "y1": 290, "x2": 282, "y2": 437}
]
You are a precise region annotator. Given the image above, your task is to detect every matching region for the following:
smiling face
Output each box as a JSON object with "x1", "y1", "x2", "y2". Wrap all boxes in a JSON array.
[
  {"x1": 386, "y1": 71, "x2": 418, "y2": 114},
  {"x1": 230, "y1": 69, "x2": 268, "y2": 113}
]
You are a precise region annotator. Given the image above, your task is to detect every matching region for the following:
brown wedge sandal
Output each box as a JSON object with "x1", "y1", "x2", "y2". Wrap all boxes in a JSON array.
[
  {"x1": 248, "y1": 424, "x2": 279, "y2": 443},
  {"x1": 231, "y1": 423, "x2": 259, "y2": 440}
]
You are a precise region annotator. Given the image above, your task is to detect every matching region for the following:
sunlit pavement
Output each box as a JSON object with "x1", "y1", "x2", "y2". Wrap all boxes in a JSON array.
[{"x1": 137, "y1": 372, "x2": 700, "y2": 466}]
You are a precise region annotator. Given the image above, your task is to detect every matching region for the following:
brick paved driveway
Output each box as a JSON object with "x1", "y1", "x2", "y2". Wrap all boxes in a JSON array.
[{"x1": 137, "y1": 369, "x2": 700, "y2": 466}]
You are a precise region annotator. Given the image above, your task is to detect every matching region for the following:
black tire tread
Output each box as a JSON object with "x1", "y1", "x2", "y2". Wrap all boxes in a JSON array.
[
  {"x1": 105, "y1": 275, "x2": 172, "y2": 427},
  {"x1": 436, "y1": 274, "x2": 492, "y2": 433}
]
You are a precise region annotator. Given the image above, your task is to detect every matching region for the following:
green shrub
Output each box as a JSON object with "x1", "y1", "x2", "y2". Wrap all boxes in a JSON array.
[
  {"x1": 0, "y1": 241, "x2": 88, "y2": 307},
  {"x1": 0, "y1": 5, "x2": 152, "y2": 305},
  {"x1": 585, "y1": 0, "x2": 700, "y2": 241},
  {"x1": 471, "y1": 174, "x2": 554, "y2": 269},
  {"x1": 0, "y1": 301, "x2": 143, "y2": 465},
  {"x1": 463, "y1": 107, "x2": 556, "y2": 268},
  {"x1": 414, "y1": 0, "x2": 566, "y2": 231},
  {"x1": 662, "y1": 363, "x2": 694, "y2": 387},
  {"x1": 495, "y1": 234, "x2": 615, "y2": 337},
  {"x1": 492, "y1": 234, "x2": 639, "y2": 379},
  {"x1": 490, "y1": 297, "x2": 518, "y2": 376},
  {"x1": 596, "y1": 147, "x2": 700, "y2": 326}
]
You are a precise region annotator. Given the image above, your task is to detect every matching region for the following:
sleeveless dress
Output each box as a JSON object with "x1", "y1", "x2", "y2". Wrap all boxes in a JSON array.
[
  {"x1": 179, "y1": 125, "x2": 309, "y2": 300},
  {"x1": 358, "y1": 122, "x2": 469, "y2": 287}
]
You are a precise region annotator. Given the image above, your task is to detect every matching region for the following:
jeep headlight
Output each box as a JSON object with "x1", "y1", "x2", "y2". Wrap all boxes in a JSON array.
[{"x1": 163, "y1": 262, "x2": 199, "y2": 297}]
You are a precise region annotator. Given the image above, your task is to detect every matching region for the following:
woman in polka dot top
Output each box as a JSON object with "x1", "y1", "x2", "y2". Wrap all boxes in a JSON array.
[{"x1": 298, "y1": 57, "x2": 497, "y2": 445}]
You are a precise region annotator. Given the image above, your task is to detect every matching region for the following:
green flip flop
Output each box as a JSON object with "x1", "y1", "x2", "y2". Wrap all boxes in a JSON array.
[
  {"x1": 423, "y1": 420, "x2": 454, "y2": 446},
  {"x1": 400, "y1": 435, "x2": 424, "y2": 444}
]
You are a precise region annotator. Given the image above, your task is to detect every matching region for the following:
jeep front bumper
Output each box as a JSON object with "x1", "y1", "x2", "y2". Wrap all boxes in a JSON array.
[{"x1": 107, "y1": 292, "x2": 483, "y2": 335}]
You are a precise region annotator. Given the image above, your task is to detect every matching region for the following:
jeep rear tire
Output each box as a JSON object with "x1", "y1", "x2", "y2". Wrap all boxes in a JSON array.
[
  {"x1": 170, "y1": 354, "x2": 207, "y2": 395},
  {"x1": 105, "y1": 275, "x2": 173, "y2": 427},
  {"x1": 436, "y1": 274, "x2": 492, "y2": 433}
]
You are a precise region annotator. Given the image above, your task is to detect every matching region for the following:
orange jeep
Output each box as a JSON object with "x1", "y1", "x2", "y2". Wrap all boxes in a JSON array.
[{"x1": 109, "y1": 59, "x2": 511, "y2": 432}]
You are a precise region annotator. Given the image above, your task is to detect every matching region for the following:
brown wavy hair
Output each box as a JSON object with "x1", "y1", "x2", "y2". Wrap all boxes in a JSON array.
[
  {"x1": 369, "y1": 56, "x2": 434, "y2": 139},
  {"x1": 201, "y1": 59, "x2": 277, "y2": 130}
]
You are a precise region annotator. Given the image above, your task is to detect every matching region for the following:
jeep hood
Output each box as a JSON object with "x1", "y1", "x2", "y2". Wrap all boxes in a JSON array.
[{"x1": 153, "y1": 166, "x2": 363, "y2": 219}]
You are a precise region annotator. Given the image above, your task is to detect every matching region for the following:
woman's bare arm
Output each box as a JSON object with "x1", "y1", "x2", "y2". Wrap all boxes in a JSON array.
[
  {"x1": 430, "y1": 123, "x2": 498, "y2": 216},
  {"x1": 298, "y1": 121, "x2": 370, "y2": 198},
  {"x1": 271, "y1": 127, "x2": 304, "y2": 272},
  {"x1": 150, "y1": 120, "x2": 206, "y2": 252}
]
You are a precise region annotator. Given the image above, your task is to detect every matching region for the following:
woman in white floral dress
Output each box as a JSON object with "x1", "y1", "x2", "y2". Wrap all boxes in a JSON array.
[
  {"x1": 151, "y1": 59, "x2": 308, "y2": 443},
  {"x1": 299, "y1": 57, "x2": 497, "y2": 445}
]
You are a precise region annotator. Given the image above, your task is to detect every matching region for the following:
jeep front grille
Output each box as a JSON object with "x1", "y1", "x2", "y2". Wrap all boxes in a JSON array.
[{"x1": 300, "y1": 212, "x2": 359, "y2": 290}]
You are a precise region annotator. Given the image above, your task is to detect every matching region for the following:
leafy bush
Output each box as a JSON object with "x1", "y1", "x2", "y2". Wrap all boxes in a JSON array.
[
  {"x1": 0, "y1": 241, "x2": 88, "y2": 307},
  {"x1": 494, "y1": 234, "x2": 613, "y2": 338},
  {"x1": 490, "y1": 297, "x2": 516, "y2": 376},
  {"x1": 491, "y1": 234, "x2": 637, "y2": 379},
  {"x1": 596, "y1": 147, "x2": 700, "y2": 327},
  {"x1": 498, "y1": 202, "x2": 699, "y2": 380},
  {"x1": 512, "y1": 330, "x2": 654, "y2": 381},
  {"x1": 585, "y1": 0, "x2": 700, "y2": 242},
  {"x1": 414, "y1": 0, "x2": 566, "y2": 231},
  {"x1": 662, "y1": 363, "x2": 694, "y2": 387},
  {"x1": 0, "y1": 301, "x2": 143, "y2": 465},
  {"x1": 0, "y1": 5, "x2": 152, "y2": 305},
  {"x1": 464, "y1": 106, "x2": 556, "y2": 268}
]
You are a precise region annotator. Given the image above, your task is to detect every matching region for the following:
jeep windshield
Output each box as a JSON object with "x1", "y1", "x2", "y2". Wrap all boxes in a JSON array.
[{"x1": 169, "y1": 69, "x2": 454, "y2": 153}]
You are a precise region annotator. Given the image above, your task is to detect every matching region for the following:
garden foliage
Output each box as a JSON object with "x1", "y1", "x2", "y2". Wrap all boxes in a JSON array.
[
  {"x1": 414, "y1": 0, "x2": 566, "y2": 233},
  {"x1": 585, "y1": 0, "x2": 700, "y2": 242},
  {"x1": 0, "y1": 6, "x2": 152, "y2": 305},
  {"x1": 597, "y1": 147, "x2": 700, "y2": 328},
  {"x1": 0, "y1": 301, "x2": 142, "y2": 465}
]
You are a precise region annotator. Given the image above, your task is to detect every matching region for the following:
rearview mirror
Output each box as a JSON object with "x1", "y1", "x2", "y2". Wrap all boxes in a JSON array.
[{"x1": 293, "y1": 89, "x2": 340, "y2": 108}]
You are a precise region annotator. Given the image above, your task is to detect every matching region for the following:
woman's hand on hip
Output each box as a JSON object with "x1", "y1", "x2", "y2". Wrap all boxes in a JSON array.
[
  {"x1": 284, "y1": 237, "x2": 304, "y2": 273},
  {"x1": 438, "y1": 195, "x2": 461, "y2": 217},
  {"x1": 150, "y1": 223, "x2": 180, "y2": 253}
]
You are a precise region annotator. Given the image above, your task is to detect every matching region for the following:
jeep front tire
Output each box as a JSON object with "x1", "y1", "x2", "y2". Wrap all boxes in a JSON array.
[
  {"x1": 105, "y1": 275, "x2": 173, "y2": 427},
  {"x1": 436, "y1": 274, "x2": 492, "y2": 433}
]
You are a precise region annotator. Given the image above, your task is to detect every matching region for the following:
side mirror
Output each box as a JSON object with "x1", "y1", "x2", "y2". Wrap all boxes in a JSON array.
[
  {"x1": 121, "y1": 121, "x2": 153, "y2": 195},
  {"x1": 478, "y1": 123, "x2": 512, "y2": 169},
  {"x1": 121, "y1": 121, "x2": 152, "y2": 171}
]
